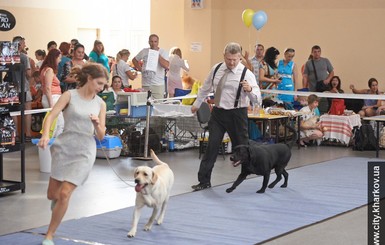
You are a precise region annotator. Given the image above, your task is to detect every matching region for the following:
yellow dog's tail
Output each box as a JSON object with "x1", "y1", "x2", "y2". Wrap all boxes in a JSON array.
[{"x1": 150, "y1": 149, "x2": 168, "y2": 165}]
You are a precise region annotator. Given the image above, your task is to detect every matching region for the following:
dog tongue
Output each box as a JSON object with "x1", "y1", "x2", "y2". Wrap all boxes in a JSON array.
[
  {"x1": 232, "y1": 161, "x2": 241, "y2": 167},
  {"x1": 135, "y1": 184, "x2": 144, "y2": 192}
]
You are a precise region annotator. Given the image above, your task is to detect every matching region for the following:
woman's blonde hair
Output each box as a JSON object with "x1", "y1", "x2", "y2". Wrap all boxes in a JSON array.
[
  {"x1": 92, "y1": 40, "x2": 104, "y2": 55},
  {"x1": 116, "y1": 49, "x2": 130, "y2": 62},
  {"x1": 169, "y1": 47, "x2": 182, "y2": 58}
]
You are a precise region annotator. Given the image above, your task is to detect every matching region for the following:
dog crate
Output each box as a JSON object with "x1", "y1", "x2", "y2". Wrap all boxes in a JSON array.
[
  {"x1": 116, "y1": 91, "x2": 147, "y2": 106},
  {"x1": 95, "y1": 135, "x2": 123, "y2": 159}
]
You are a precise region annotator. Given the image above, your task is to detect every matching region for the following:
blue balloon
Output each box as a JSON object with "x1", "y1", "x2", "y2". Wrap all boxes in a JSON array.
[{"x1": 252, "y1": 11, "x2": 268, "y2": 30}]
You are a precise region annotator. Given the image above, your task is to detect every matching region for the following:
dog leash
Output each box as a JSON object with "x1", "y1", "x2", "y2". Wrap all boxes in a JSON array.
[{"x1": 95, "y1": 135, "x2": 136, "y2": 188}]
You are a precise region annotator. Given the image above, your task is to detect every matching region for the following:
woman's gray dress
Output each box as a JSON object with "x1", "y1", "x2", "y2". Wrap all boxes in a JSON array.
[{"x1": 50, "y1": 89, "x2": 103, "y2": 186}]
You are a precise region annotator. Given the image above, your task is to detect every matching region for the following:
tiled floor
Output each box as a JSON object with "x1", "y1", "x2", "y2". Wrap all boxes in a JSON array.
[{"x1": 0, "y1": 143, "x2": 380, "y2": 244}]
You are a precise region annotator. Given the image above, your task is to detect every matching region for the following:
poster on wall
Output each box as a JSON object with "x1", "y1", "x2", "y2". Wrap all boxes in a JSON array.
[
  {"x1": 0, "y1": 42, "x2": 20, "y2": 65},
  {"x1": 190, "y1": 42, "x2": 202, "y2": 52},
  {"x1": 191, "y1": 0, "x2": 203, "y2": 9},
  {"x1": 0, "y1": 9, "x2": 16, "y2": 32}
]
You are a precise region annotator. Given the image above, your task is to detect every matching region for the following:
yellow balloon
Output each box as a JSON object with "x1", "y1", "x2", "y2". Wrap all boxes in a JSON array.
[{"x1": 242, "y1": 9, "x2": 254, "y2": 28}]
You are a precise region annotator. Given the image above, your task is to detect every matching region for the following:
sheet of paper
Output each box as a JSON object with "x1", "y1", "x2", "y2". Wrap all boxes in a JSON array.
[{"x1": 145, "y1": 49, "x2": 159, "y2": 72}]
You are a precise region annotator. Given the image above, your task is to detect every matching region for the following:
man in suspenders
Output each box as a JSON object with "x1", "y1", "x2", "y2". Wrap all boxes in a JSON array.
[{"x1": 191, "y1": 42, "x2": 261, "y2": 191}]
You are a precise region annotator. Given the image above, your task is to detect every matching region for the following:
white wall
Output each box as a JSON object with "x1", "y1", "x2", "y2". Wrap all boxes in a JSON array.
[{"x1": 0, "y1": 0, "x2": 150, "y2": 60}]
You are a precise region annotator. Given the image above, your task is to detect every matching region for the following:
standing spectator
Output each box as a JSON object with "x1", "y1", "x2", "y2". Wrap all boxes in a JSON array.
[
  {"x1": 249, "y1": 44, "x2": 265, "y2": 82},
  {"x1": 277, "y1": 48, "x2": 298, "y2": 108},
  {"x1": 61, "y1": 44, "x2": 86, "y2": 92},
  {"x1": 40, "y1": 49, "x2": 64, "y2": 137},
  {"x1": 259, "y1": 47, "x2": 281, "y2": 95},
  {"x1": 303, "y1": 45, "x2": 334, "y2": 92},
  {"x1": 69, "y1": 38, "x2": 78, "y2": 57},
  {"x1": 113, "y1": 49, "x2": 137, "y2": 88},
  {"x1": 240, "y1": 46, "x2": 252, "y2": 71},
  {"x1": 12, "y1": 36, "x2": 33, "y2": 142},
  {"x1": 35, "y1": 49, "x2": 46, "y2": 69},
  {"x1": 108, "y1": 75, "x2": 124, "y2": 101},
  {"x1": 350, "y1": 78, "x2": 380, "y2": 117},
  {"x1": 57, "y1": 42, "x2": 71, "y2": 85},
  {"x1": 190, "y1": 42, "x2": 261, "y2": 191},
  {"x1": 301, "y1": 54, "x2": 312, "y2": 88},
  {"x1": 167, "y1": 47, "x2": 189, "y2": 97},
  {"x1": 47, "y1": 41, "x2": 57, "y2": 52},
  {"x1": 89, "y1": 40, "x2": 110, "y2": 73},
  {"x1": 38, "y1": 63, "x2": 107, "y2": 245},
  {"x1": 132, "y1": 34, "x2": 169, "y2": 99}
]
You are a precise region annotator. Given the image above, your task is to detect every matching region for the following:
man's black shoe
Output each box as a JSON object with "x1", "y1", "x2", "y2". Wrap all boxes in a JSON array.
[{"x1": 191, "y1": 183, "x2": 211, "y2": 191}]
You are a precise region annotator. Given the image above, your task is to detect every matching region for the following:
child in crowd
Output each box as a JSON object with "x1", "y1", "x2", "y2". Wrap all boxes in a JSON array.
[
  {"x1": 35, "y1": 49, "x2": 46, "y2": 69},
  {"x1": 299, "y1": 94, "x2": 323, "y2": 147},
  {"x1": 30, "y1": 71, "x2": 43, "y2": 108}
]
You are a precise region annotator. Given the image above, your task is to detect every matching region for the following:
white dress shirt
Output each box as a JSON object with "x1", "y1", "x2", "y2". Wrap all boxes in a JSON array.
[{"x1": 194, "y1": 62, "x2": 261, "y2": 110}]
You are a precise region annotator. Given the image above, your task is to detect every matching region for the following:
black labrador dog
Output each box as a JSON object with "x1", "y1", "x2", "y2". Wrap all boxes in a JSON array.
[{"x1": 226, "y1": 124, "x2": 296, "y2": 194}]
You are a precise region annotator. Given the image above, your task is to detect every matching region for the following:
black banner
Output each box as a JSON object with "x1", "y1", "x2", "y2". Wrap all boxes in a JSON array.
[
  {"x1": 368, "y1": 161, "x2": 385, "y2": 245},
  {"x1": 0, "y1": 9, "x2": 16, "y2": 31}
]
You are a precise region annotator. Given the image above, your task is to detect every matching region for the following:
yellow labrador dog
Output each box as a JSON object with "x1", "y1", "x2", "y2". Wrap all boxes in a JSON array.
[{"x1": 127, "y1": 150, "x2": 174, "y2": 238}]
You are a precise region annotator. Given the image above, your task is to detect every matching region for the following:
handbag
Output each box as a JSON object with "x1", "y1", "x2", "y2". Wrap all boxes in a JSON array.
[
  {"x1": 312, "y1": 60, "x2": 328, "y2": 92},
  {"x1": 328, "y1": 98, "x2": 345, "y2": 115}
]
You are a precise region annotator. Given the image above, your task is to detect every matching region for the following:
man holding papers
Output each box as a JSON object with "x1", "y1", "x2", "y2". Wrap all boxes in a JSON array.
[{"x1": 133, "y1": 34, "x2": 169, "y2": 99}]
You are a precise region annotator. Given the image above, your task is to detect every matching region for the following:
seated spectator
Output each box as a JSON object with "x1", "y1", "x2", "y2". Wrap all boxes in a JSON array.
[
  {"x1": 108, "y1": 75, "x2": 124, "y2": 101},
  {"x1": 321, "y1": 75, "x2": 344, "y2": 114},
  {"x1": 350, "y1": 78, "x2": 380, "y2": 117},
  {"x1": 328, "y1": 75, "x2": 344, "y2": 93},
  {"x1": 299, "y1": 94, "x2": 323, "y2": 147}
]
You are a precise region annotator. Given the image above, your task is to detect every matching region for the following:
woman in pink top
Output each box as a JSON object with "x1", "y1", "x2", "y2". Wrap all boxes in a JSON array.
[
  {"x1": 40, "y1": 49, "x2": 63, "y2": 136},
  {"x1": 40, "y1": 49, "x2": 62, "y2": 107}
]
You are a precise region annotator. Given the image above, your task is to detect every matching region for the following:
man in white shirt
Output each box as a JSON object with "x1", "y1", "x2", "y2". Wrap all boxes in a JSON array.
[
  {"x1": 132, "y1": 34, "x2": 169, "y2": 99},
  {"x1": 191, "y1": 42, "x2": 261, "y2": 191}
]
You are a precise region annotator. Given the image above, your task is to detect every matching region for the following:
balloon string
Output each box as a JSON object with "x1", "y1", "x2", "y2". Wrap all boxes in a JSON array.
[{"x1": 248, "y1": 28, "x2": 251, "y2": 54}]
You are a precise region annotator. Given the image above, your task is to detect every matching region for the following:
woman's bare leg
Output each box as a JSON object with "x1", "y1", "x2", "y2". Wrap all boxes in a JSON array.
[{"x1": 44, "y1": 180, "x2": 77, "y2": 241}]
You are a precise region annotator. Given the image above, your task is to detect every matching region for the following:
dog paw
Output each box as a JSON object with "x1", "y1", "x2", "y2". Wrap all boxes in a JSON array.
[
  {"x1": 280, "y1": 184, "x2": 287, "y2": 188},
  {"x1": 256, "y1": 189, "x2": 265, "y2": 194},
  {"x1": 226, "y1": 188, "x2": 234, "y2": 193},
  {"x1": 268, "y1": 184, "x2": 276, "y2": 189},
  {"x1": 144, "y1": 225, "x2": 153, "y2": 231},
  {"x1": 127, "y1": 231, "x2": 136, "y2": 238}
]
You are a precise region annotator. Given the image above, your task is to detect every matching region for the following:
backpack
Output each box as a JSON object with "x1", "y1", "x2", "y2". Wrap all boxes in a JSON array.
[
  {"x1": 379, "y1": 126, "x2": 385, "y2": 149},
  {"x1": 353, "y1": 124, "x2": 378, "y2": 151},
  {"x1": 328, "y1": 98, "x2": 345, "y2": 115},
  {"x1": 318, "y1": 97, "x2": 329, "y2": 115}
]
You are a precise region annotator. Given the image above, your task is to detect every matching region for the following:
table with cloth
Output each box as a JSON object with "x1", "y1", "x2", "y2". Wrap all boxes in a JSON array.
[
  {"x1": 152, "y1": 103, "x2": 201, "y2": 148},
  {"x1": 319, "y1": 114, "x2": 361, "y2": 146}
]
